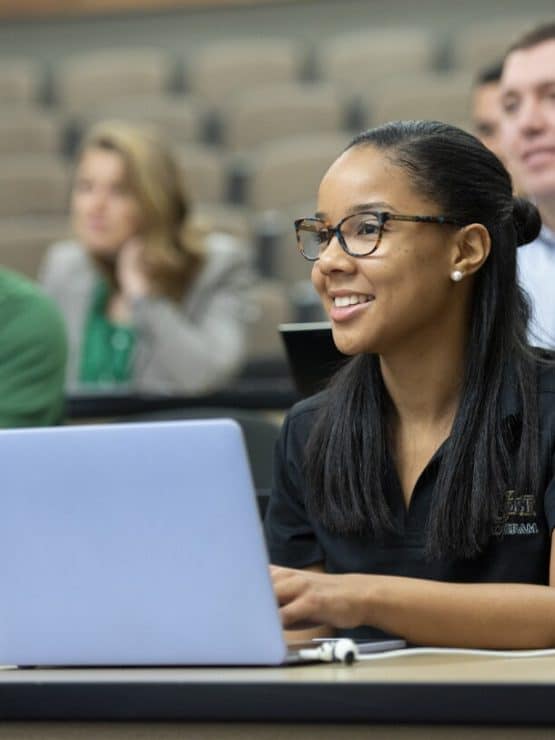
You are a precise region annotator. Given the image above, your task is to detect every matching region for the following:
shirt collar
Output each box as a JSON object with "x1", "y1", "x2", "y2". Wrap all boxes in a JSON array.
[{"x1": 537, "y1": 224, "x2": 555, "y2": 248}]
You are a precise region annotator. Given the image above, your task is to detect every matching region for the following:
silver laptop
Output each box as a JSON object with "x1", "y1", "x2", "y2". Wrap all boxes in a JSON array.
[
  {"x1": 0, "y1": 419, "x2": 404, "y2": 667},
  {"x1": 0, "y1": 419, "x2": 292, "y2": 666}
]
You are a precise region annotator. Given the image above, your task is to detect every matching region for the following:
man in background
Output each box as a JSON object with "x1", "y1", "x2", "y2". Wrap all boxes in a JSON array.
[
  {"x1": 500, "y1": 22, "x2": 555, "y2": 348},
  {"x1": 0, "y1": 268, "x2": 67, "y2": 427},
  {"x1": 472, "y1": 61, "x2": 506, "y2": 163}
]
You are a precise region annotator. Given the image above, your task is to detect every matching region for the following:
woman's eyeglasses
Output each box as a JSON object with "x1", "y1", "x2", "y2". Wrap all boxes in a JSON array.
[{"x1": 294, "y1": 210, "x2": 461, "y2": 261}]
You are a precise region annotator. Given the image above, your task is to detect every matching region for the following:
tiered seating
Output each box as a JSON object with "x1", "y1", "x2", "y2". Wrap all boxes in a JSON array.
[
  {"x1": 364, "y1": 72, "x2": 474, "y2": 128},
  {"x1": 0, "y1": 13, "x2": 544, "y2": 362},
  {"x1": 73, "y1": 94, "x2": 205, "y2": 147},
  {"x1": 53, "y1": 47, "x2": 175, "y2": 111},
  {"x1": 216, "y1": 82, "x2": 346, "y2": 152},
  {"x1": 0, "y1": 107, "x2": 64, "y2": 155},
  {"x1": 0, "y1": 57, "x2": 43, "y2": 105},
  {"x1": 451, "y1": 18, "x2": 546, "y2": 72},
  {"x1": 185, "y1": 39, "x2": 303, "y2": 102},
  {"x1": 314, "y1": 28, "x2": 436, "y2": 91}
]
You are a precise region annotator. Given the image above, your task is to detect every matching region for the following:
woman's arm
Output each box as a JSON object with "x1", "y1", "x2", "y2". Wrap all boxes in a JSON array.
[
  {"x1": 271, "y1": 535, "x2": 555, "y2": 649},
  {"x1": 128, "y1": 237, "x2": 254, "y2": 394}
]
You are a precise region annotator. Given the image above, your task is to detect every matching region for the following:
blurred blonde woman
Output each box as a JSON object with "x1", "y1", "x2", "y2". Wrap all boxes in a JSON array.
[{"x1": 40, "y1": 121, "x2": 253, "y2": 394}]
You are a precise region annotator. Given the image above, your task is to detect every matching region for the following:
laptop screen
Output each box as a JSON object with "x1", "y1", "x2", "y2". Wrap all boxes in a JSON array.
[
  {"x1": 0, "y1": 419, "x2": 287, "y2": 666},
  {"x1": 279, "y1": 322, "x2": 349, "y2": 397}
]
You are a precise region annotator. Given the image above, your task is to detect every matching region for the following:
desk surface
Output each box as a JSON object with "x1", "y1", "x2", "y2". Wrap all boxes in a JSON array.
[
  {"x1": 66, "y1": 376, "x2": 299, "y2": 419},
  {"x1": 1, "y1": 653, "x2": 555, "y2": 724}
]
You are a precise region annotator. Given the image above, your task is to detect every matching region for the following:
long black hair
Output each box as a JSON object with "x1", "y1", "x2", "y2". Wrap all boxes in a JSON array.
[{"x1": 304, "y1": 120, "x2": 543, "y2": 559}]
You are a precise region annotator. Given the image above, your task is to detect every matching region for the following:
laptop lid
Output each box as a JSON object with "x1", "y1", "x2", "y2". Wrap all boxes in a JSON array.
[
  {"x1": 0, "y1": 419, "x2": 287, "y2": 666},
  {"x1": 279, "y1": 321, "x2": 348, "y2": 397}
]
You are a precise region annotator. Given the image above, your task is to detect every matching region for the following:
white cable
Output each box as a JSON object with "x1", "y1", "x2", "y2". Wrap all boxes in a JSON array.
[{"x1": 357, "y1": 646, "x2": 555, "y2": 661}]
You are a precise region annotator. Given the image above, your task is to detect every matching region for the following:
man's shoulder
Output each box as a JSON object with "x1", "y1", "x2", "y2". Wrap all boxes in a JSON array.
[
  {"x1": 518, "y1": 229, "x2": 555, "y2": 265},
  {"x1": 0, "y1": 269, "x2": 66, "y2": 346},
  {"x1": 0, "y1": 268, "x2": 53, "y2": 314}
]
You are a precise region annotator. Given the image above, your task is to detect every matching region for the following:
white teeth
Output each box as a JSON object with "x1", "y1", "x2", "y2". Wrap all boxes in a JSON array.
[{"x1": 333, "y1": 295, "x2": 372, "y2": 307}]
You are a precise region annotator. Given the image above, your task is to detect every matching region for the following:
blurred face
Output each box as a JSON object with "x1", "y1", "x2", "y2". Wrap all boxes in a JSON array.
[
  {"x1": 311, "y1": 145, "x2": 459, "y2": 357},
  {"x1": 71, "y1": 147, "x2": 142, "y2": 258},
  {"x1": 472, "y1": 82, "x2": 506, "y2": 163},
  {"x1": 500, "y1": 40, "x2": 555, "y2": 200}
]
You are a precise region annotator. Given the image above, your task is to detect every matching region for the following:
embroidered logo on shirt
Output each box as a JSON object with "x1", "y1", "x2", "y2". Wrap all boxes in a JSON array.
[{"x1": 493, "y1": 490, "x2": 539, "y2": 537}]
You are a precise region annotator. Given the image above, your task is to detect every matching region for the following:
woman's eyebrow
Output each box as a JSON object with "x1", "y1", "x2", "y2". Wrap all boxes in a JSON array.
[
  {"x1": 314, "y1": 202, "x2": 395, "y2": 220},
  {"x1": 345, "y1": 201, "x2": 395, "y2": 215}
]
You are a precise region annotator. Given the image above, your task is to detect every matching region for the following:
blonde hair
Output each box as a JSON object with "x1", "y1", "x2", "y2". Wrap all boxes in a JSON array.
[{"x1": 75, "y1": 120, "x2": 205, "y2": 300}]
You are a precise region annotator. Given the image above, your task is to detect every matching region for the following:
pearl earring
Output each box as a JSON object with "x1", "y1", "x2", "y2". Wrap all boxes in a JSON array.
[{"x1": 450, "y1": 270, "x2": 464, "y2": 282}]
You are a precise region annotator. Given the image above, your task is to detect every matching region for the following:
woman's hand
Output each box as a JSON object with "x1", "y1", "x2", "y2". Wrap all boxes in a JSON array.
[
  {"x1": 270, "y1": 565, "x2": 370, "y2": 630},
  {"x1": 117, "y1": 239, "x2": 151, "y2": 300}
]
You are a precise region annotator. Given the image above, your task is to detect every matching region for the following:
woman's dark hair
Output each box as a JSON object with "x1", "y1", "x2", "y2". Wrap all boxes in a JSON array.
[{"x1": 305, "y1": 120, "x2": 542, "y2": 559}]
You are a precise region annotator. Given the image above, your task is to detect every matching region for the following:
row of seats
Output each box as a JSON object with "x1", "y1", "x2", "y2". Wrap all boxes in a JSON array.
[
  {"x1": 0, "y1": 132, "x2": 345, "y2": 214},
  {"x1": 0, "y1": 17, "x2": 541, "y2": 108},
  {"x1": 1, "y1": 14, "x2": 546, "y2": 359},
  {"x1": 0, "y1": 72, "x2": 474, "y2": 157}
]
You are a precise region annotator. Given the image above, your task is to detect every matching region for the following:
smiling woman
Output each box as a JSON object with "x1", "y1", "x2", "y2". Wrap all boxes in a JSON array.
[{"x1": 264, "y1": 119, "x2": 555, "y2": 649}]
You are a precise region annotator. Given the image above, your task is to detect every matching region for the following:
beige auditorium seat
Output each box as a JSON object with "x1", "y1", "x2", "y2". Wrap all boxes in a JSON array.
[
  {"x1": 0, "y1": 57, "x2": 42, "y2": 105},
  {"x1": 252, "y1": 208, "x2": 313, "y2": 284},
  {"x1": 0, "y1": 216, "x2": 70, "y2": 280},
  {"x1": 0, "y1": 155, "x2": 70, "y2": 218},
  {"x1": 0, "y1": 107, "x2": 64, "y2": 156},
  {"x1": 72, "y1": 94, "x2": 204, "y2": 148},
  {"x1": 364, "y1": 72, "x2": 473, "y2": 128},
  {"x1": 246, "y1": 278, "x2": 293, "y2": 361},
  {"x1": 452, "y1": 16, "x2": 546, "y2": 73},
  {"x1": 239, "y1": 132, "x2": 348, "y2": 212},
  {"x1": 219, "y1": 82, "x2": 346, "y2": 152},
  {"x1": 192, "y1": 203, "x2": 252, "y2": 243},
  {"x1": 175, "y1": 144, "x2": 228, "y2": 204},
  {"x1": 315, "y1": 28, "x2": 436, "y2": 92},
  {"x1": 54, "y1": 47, "x2": 174, "y2": 112},
  {"x1": 186, "y1": 38, "x2": 303, "y2": 103}
]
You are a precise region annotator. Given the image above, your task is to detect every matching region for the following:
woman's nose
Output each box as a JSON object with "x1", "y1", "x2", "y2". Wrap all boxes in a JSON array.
[
  {"x1": 85, "y1": 188, "x2": 109, "y2": 213},
  {"x1": 316, "y1": 233, "x2": 355, "y2": 274}
]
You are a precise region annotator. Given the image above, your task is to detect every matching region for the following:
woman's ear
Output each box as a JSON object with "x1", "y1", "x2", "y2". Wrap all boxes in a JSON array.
[{"x1": 450, "y1": 223, "x2": 491, "y2": 277}]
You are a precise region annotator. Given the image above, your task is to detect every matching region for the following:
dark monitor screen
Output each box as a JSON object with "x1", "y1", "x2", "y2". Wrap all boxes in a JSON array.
[{"x1": 279, "y1": 322, "x2": 349, "y2": 398}]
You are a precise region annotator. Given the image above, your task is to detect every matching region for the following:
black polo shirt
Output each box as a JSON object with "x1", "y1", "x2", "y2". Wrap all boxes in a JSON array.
[{"x1": 264, "y1": 360, "x2": 555, "y2": 636}]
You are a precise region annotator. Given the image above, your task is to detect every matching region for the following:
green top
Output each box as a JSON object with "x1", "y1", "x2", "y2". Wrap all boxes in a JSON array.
[
  {"x1": 79, "y1": 279, "x2": 136, "y2": 386},
  {"x1": 0, "y1": 269, "x2": 67, "y2": 428}
]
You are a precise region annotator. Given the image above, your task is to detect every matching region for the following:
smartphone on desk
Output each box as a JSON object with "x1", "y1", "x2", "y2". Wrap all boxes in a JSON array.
[{"x1": 310, "y1": 637, "x2": 407, "y2": 654}]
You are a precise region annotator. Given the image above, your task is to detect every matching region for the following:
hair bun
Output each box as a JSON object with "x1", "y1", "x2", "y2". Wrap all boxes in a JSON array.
[{"x1": 512, "y1": 197, "x2": 542, "y2": 246}]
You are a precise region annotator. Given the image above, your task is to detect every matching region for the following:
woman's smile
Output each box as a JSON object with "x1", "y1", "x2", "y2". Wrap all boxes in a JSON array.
[{"x1": 328, "y1": 292, "x2": 375, "y2": 322}]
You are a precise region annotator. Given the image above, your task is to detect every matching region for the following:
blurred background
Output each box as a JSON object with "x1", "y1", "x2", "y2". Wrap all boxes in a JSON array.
[{"x1": 1, "y1": 0, "x2": 553, "y2": 368}]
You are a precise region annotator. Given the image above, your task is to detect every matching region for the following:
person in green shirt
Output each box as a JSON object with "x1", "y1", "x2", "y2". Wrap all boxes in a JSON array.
[{"x1": 0, "y1": 269, "x2": 67, "y2": 428}]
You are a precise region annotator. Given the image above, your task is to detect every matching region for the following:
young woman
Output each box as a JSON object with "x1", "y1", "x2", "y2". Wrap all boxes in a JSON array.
[
  {"x1": 40, "y1": 121, "x2": 253, "y2": 394},
  {"x1": 265, "y1": 120, "x2": 555, "y2": 648}
]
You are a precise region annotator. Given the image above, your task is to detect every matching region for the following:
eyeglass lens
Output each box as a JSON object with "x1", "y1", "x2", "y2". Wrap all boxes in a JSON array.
[{"x1": 298, "y1": 213, "x2": 381, "y2": 259}]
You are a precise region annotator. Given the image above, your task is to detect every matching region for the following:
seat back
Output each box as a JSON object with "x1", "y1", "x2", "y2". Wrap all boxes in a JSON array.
[
  {"x1": 55, "y1": 48, "x2": 174, "y2": 112},
  {"x1": 186, "y1": 39, "x2": 302, "y2": 102}
]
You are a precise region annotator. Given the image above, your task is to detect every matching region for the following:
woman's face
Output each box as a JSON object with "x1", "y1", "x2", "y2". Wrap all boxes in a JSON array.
[
  {"x1": 71, "y1": 147, "x2": 142, "y2": 258},
  {"x1": 311, "y1": 145, "x2": 461, "y2": 356}
]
